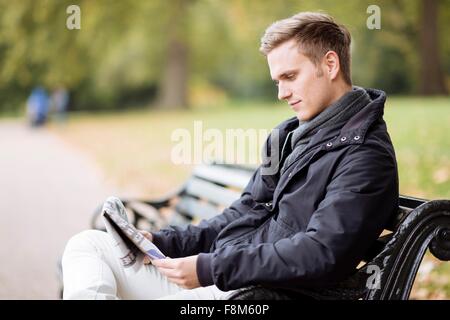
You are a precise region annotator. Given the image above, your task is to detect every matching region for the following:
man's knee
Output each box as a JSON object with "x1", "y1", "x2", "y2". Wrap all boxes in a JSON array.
[{"x1": 63, "y1": 229, "x2": 109, "y2": 258}]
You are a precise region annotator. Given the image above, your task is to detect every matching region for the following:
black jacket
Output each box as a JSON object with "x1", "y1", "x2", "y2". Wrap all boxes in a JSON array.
[{"x1": 152, "y1": 88, "x2": 399, "y2": 291}]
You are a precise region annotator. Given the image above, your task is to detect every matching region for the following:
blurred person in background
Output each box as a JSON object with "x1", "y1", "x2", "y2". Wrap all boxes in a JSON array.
[
  {"x1": 26, "y1": 86, "x2": 49, "y2": 127},
  {"x1": 51, "y1": 86, "x2": 69, "y2": 124}
]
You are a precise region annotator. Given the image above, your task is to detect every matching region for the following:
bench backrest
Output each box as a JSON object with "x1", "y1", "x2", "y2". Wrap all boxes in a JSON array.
[
  {"x1": 174, "y1": 163, "x2": 415, "y2": 239},
  {"x1": 173, "y1": 162, "x2": 420, "y2": 265},
  {"x1": 173, "y1": 163, "x2": 254, "y2": 223}
]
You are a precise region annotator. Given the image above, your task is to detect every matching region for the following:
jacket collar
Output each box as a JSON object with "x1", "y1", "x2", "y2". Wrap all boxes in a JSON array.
[
  {"x1": 276, "y1": 88, "x2": 386, "y2": 151},
  {"x1": 255, "y1": 88, "x2": 387, "y2": 204},
  {"x1": 267, "y1": 88, "x2": 387, "y2": 207}
]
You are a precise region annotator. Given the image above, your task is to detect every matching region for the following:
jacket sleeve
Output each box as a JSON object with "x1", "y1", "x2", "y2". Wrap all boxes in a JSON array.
[
  {"x1": 197, "y1": 143, "x2": 399, "y2": 290},
  {"x1": 151, "y1": 167, "x2": 262, "y2": 258}
]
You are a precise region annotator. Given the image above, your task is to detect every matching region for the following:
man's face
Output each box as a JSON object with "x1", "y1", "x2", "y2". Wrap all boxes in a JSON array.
[{"x1": 267, "y1": 39, "x2": 334, "y2": 121}]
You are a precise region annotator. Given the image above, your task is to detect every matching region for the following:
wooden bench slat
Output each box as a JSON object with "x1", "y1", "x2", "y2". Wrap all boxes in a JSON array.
[
  {"x1": 193, "y1": 164, "x2": 253, "y2": 190},
  {"x1": 184, "y1": 177, "x2": 242, "y2": 206},
  {"x1": 175, "y1": 196, "x2": 221, "y2": 220}
]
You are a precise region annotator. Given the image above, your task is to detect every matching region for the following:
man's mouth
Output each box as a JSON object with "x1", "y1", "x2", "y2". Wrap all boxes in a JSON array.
[{"x1": 289, "y1": 100, "x2": 302, "y2": 109}]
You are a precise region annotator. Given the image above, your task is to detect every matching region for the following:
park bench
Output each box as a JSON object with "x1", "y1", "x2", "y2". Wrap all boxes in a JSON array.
[{"x1": 80, "y1": 162, "x2": 450, "y2": 299}]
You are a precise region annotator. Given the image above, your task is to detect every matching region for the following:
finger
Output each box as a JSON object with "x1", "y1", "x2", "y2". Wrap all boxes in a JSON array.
[
  {"x1": 162, "y1": 276, "x2": 185, "y2": 287},
  {"x1": 156, "y1": 266, "x2": 182, "y2": 279},
  {"x1": 139, "y1": 230, "x2": 153, "y2": 241},
  {"x1": 143, "y1": 255, "x2": 152, "y2": 265},
  {"x1": 151, "y1": 258, "x2": 176, "y2": 268}
]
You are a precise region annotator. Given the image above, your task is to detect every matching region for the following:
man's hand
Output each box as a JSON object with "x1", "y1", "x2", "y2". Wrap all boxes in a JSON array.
[
  {"x1": 151, "y1": 255, "x2": 201, "y2": 289},
  {"x1": 138, "y1": 230, "x2": 154, "y2": 265},
  {"x1": 138, "y1": 230, "x2": 201, "y2": 289}
]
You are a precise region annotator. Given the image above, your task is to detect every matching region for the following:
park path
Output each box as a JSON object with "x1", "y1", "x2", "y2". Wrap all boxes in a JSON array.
[{"x1": 0, "y1": 121, "x2": 115, "y2": 299}]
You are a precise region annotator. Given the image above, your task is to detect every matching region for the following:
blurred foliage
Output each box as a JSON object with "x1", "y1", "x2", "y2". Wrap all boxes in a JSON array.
[{"x1": 0, "y1": 0, "x2": 449, "y2": 114}]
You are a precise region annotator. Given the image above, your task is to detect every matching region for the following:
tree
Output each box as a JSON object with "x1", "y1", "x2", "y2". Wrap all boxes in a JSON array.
[
  {"x1": 419, "y1": 0, "x2": 448, "y2": 95},
  {"x1": 156, "y1": 0, "x2": 191, "y2": 109}
]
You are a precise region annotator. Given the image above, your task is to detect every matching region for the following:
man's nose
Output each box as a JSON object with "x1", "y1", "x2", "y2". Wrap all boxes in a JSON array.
[{"x1": 277, "y1": 83, "x2": 291, "y2": 101}]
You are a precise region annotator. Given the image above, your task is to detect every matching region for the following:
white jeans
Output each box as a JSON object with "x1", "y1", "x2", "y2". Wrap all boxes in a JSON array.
[{"x1": 62, "y1": 230, "x2": 234, "y2": 300}]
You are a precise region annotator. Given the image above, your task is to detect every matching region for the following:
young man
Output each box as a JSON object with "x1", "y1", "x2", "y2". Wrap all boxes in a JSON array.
[{"x1": 62, "y1": 12, "x2": 398, "y2": 299}]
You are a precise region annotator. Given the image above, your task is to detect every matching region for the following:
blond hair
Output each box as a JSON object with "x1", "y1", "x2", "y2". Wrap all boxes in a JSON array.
[{"x1": 260, "y1": 12, "x2": 352, "y2": 85}]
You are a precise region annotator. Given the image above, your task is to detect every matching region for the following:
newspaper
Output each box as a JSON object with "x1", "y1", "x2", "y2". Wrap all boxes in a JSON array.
[{"x1": 102, "y1": 196, "x2": 166, "y2": 269}]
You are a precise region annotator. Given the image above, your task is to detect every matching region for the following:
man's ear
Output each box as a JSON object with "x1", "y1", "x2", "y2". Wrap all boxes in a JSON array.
[{"x1": 323, "y1": 51, "x2": 340, "y2": 81}]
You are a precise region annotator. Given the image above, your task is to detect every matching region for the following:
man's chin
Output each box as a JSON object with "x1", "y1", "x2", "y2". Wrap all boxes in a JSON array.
[{"x1": 296, "y1": 112, "x2": 309, "y2": 121}]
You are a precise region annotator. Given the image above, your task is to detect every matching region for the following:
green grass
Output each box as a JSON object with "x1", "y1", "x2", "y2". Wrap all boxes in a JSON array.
[
  {"x1": 46, "y1": 96, "x2": 449, "y2": 299},
  {"x1": 384, "y1": 97, "x2": 450, "y2": 199}
]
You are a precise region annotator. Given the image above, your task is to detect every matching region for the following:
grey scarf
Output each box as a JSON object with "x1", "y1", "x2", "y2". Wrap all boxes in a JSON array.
[{"x1": 280, "y1": 86, "x2": 372, "y2": 173}]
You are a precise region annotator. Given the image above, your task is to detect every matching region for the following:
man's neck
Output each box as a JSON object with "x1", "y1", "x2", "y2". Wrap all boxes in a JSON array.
[{"x1": 330, "y1": 82, "x2": 353, "y2": 106}]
